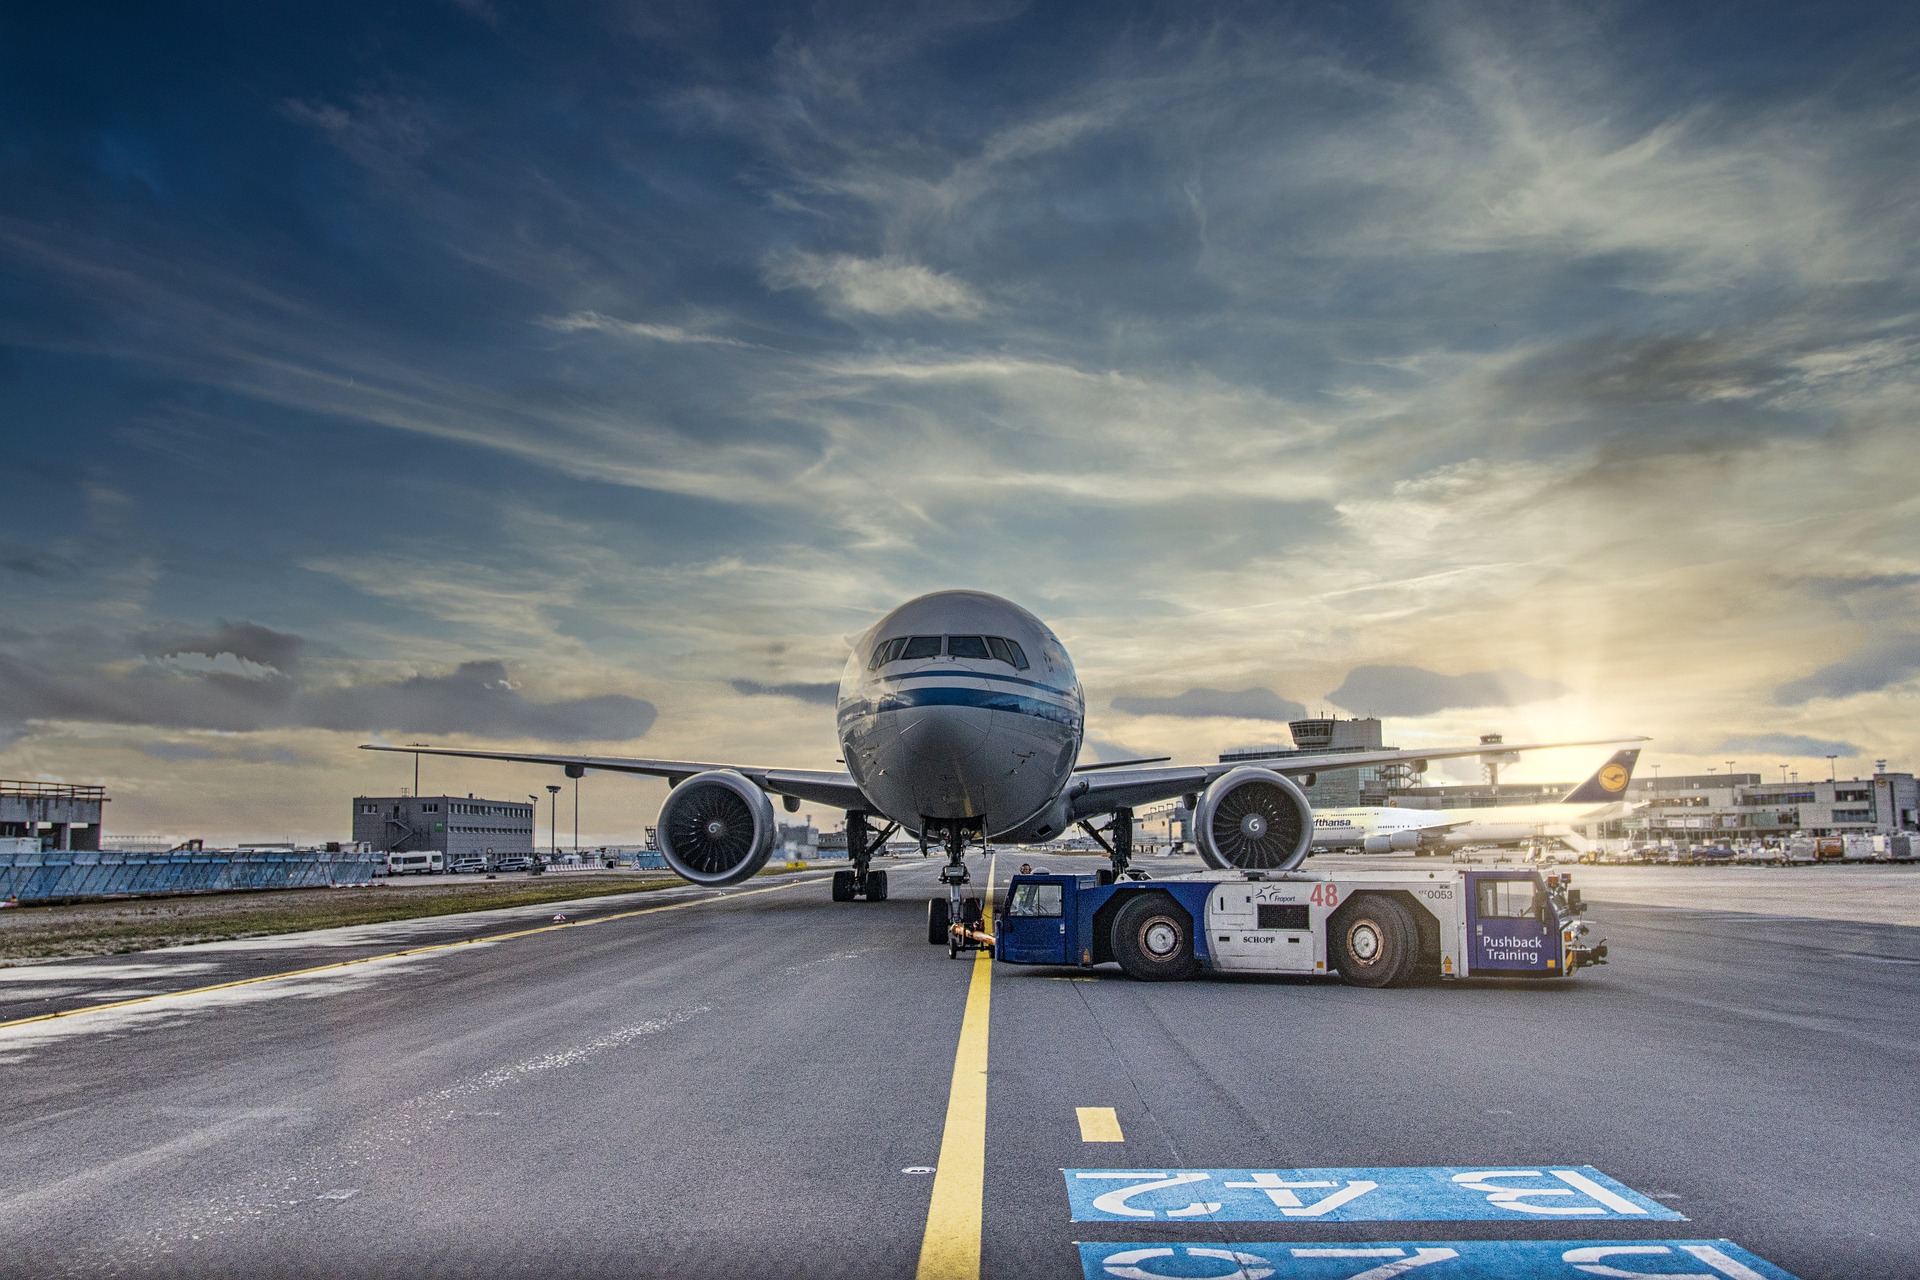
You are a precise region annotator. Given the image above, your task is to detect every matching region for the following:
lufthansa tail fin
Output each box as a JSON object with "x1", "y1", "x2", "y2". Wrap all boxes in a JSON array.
[{"x1": 1560, "y1": 748, "x2": 1640, "y2": 804}]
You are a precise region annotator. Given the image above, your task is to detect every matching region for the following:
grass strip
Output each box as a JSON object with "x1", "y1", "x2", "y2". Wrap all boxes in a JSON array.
[{"x1": 0, "y1": 876, "x2": 689, "y2": 963}]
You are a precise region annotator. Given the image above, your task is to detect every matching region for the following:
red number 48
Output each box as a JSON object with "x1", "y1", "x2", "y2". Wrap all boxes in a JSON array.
[{"x1": 1310, "y1": 884, "x2": 1339, "y2": 908}]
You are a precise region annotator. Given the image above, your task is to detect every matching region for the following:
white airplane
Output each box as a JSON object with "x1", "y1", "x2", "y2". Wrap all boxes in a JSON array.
[
  {"x1": 366, "y1": 590, "x2": 1640, "y2": 942},
  {"x1": 1312, "y1": 749, "x2": 1643, "y2": 854}
]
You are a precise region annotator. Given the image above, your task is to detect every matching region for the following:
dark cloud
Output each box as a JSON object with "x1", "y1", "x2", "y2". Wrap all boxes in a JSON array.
[
  {"x1": 1775, "y1": 634, "x2": 1920, "y2": 704},
  {"x1": 142, "y1": 740, "x2": 310, "y2": 765},
  {"x1": 0, "y1": 648, "x2": 655, "y2": 743},
  {"x1": 1496, "y1": 331, "x2": 1784, "y2": 411},
  {"x1": 0, "y1": 542, "x2": 67, "y2": 579},
  {"x1": 0, "y1": 651, "x2": 298, "y2": 733},
  {"x1": 301, "y1": 661, "x2": 656, "y2": 740},
  {"x1": 1111, "y1": 688, "x2": 1307, "y2": 722},
  {"x1": 141, "y1": 742, "x2": 223, "y2": 761},
  {"x1": 1718, "y1": 733, "x2": 1861, "y2": 759},
  {"x1": 1326, "y1": 666, "x2": 1566, "y2": 717},
  {"x1": 1799, "y1": 573, "x2": 1920, "y2": 596},
  {"x1": 141, "y1": 620, "x2": 304, "y2": 676},
  {"x1": 730, "y1": 679, "x2": 840, "y2": 706}
]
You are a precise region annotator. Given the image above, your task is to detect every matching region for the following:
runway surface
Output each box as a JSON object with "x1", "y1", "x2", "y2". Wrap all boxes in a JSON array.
[{"x1": 0, "y1": 855, "x2": 1913, "y2": 1279}]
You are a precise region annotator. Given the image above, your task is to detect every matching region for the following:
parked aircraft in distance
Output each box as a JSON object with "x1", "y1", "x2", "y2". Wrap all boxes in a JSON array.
[
  {"x1": 366, "y1": 591, "x2": 1642, "y2": 939},
  {"x1": 1312, "y1": 749, "x2": 1644, "y2": 854}
]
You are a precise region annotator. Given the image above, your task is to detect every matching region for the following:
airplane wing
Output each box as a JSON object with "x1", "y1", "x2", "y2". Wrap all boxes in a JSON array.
[
  {"x1": 1066, "y1": 736, "x2": 1647, "y2": 820},
  {"x1": 359, "y1": 744, "x2": 868, "y2": 810}
]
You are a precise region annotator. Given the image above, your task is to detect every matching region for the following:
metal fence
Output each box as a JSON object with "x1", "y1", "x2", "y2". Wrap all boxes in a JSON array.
[{"x1": 0, "y1": 849, "x2": 384, "y2": 902}]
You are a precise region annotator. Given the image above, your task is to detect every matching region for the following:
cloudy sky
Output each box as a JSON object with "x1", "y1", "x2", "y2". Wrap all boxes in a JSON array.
[{"x1": 3, "y1": 1, "x2": 1917, "y2": 843}]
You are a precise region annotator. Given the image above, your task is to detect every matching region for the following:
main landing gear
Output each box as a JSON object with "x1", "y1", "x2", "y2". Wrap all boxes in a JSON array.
[
  {"x1": 831, "y1": 809, "x2": 900, "y2": 903},
  {"x1": 1077, "y1": 806, "x2": 1135, "y2": 885},
  {"x1": 923, "y1": 818, "x2": 992, "y2": 957}
]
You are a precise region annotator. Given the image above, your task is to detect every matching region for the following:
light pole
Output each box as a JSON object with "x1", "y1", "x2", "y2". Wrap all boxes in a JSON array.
[
  {"x1": 1778, "y1": 765, "x2": 1788, "y2": 784},
  {"x1": 546, "y1": 785, "x2": 562, "y2": 858},
  {"x1": 1826, "y1": 754, "x2": 1837, "y2": 782}
]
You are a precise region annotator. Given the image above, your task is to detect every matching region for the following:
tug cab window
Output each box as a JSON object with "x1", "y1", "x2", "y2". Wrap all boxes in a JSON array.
[
  {"x1": 985, "y1": 636, "x2": 1030, "y2": 669},
  {"x1": 1477, "y1": 879, "x2": 1541, "y2": 920},
  {"x1": 1006, "y1": 882, "x2": 1063, "y2": 917},
  {"x1": 946, "y1": 635, "x2": 992, "y2": 660}
]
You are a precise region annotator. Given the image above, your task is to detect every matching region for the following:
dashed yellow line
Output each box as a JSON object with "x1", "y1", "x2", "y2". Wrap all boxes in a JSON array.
[
  {"x1": 0, "y1": 877, "x2": 818, "y2": 1034},
  {"x1": 1077, "y1": 1106, "x2": 1124, "y2": 1142},
  {"x1": 916, "y1": 854, "x2": 996, "y2": 1280}
]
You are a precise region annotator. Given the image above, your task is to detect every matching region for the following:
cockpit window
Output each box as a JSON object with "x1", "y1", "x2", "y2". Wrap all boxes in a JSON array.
[
  {"x1": 987, "y1": 636, "x2": 1030, "y2": 670},
  {"x1": 868, "y1": 637, "x2": 909, "y2": 668},
  {"x1": 899, "y1": 635, "x2": 943, "y2": 661},
  {"x1": 946, "y1": 635, "x2": 991, "y2": 660}
]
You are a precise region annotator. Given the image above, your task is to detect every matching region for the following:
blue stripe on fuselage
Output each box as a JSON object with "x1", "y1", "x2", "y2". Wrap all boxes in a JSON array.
[
  {"x1": 879, "y1": 668, "x2": 1077, "y2": 700},
  {"x1": 838, "y1": 685, "x2": 1083, "y2": 728}
]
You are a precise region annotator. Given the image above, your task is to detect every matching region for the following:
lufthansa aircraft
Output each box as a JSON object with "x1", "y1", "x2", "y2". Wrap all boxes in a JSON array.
[
  {"x1": 366, "y1": 590, "x2": 1638, "y2": 942},
  {"x1": 1309, "y1": 749, "x2": 1644, "y2": 855}
]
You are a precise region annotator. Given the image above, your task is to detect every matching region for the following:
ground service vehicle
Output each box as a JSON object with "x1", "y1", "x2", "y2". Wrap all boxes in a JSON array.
[
  {"x1": 386, "y1": 851, "x2": 444, "y2": 875},
  {"x1": 995, "y1": 866, "x2": 1605, "y2": 985}
]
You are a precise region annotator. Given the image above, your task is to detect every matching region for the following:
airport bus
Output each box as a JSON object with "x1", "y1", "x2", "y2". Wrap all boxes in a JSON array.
[{"x1": 386, "y1": 851, "x2": 444, "y2": 875}]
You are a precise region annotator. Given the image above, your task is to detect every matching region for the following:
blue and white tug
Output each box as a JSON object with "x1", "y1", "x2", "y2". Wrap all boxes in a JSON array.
[{"x1": 994, "y1": 864, "x2": 1607, "y2": 985}]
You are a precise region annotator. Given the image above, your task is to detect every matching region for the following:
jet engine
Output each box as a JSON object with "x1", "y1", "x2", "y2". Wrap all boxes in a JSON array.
[
  {"x1": 1195, "y1": 767, "x2": 1313, "y2": 872},
  {"x1": 656, "y1": 769, "x2": 778, "y2": 885},
  {"x1": 1363, "y1": 829, "x2": 1423, "y2": 855}
]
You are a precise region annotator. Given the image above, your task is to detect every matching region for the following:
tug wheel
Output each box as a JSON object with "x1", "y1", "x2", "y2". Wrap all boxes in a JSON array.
[
  {"x1": 1331, "y1": 895, "x2": 1418, "y2": 988},
  {"x1": 1111, "y1": 894, "x2": 1198, "y2": 982}
]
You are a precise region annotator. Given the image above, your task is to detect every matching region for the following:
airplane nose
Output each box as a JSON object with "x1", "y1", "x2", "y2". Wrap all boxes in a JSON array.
[{"x1": 899, "y1": 705, "x2": 989, "y2": 759}]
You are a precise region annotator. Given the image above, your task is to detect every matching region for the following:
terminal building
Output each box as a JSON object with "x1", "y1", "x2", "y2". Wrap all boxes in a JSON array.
[
  {"x1": 1, "y1": 780, "x2": 106, "y2": 851},
  {"x1": 352, "y1": 794, "x2": 534, "y2": 860}
]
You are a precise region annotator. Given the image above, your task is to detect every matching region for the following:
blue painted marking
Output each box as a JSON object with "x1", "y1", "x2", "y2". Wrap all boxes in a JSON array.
[
  {"x1": 1063, "y1": 1167, "x2": 1683, "y2": 1223},
  {"x1": 838, "y1": 685, "x2": 1084, "y2": 727},
  {"x1": 1077, "y1": 1239, "x2": 1799, "y2": 1279},
  {"x1": 881, "y1": 668, "x2": 1079, "y2": 699}
]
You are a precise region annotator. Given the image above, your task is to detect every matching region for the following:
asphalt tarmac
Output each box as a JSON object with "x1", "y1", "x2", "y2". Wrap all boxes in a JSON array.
[{"x1": 0, "y1": 855, "x2": 1913, "y2": 1280}]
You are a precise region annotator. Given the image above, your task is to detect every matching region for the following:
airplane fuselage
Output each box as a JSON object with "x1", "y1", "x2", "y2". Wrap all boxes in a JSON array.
[{"x1": 837, "y1": 590, "x2": 1085, "y2": 840}]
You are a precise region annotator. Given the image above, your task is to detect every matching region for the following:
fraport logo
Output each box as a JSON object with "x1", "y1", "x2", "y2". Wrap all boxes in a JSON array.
[{"x1": 1599, "y1": 763, "x2": 1629, "y2": 792}]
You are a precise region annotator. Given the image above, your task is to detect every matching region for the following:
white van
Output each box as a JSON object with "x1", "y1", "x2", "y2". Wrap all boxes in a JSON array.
[{"x1": 387, "y1": 851, "x2": 444, "y2": 875}]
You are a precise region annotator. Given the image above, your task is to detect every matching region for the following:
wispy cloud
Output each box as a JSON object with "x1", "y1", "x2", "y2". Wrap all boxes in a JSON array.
[
  {"x1": 765, "y1": 253, "x2": 985, "y2": 317},
  {"x1": 540, "y1": 311, "x2": 755, "y2": 347}
]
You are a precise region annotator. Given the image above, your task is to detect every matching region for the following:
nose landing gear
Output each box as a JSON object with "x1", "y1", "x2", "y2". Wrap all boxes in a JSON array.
[{"x1": 924, "y1": 818, "x2": 992, "y2": 956}]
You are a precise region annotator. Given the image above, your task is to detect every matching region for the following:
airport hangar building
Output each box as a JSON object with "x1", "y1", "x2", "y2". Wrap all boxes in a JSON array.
[{"x1": 352, "y1": 794, "x2": 535, "y2": 859}]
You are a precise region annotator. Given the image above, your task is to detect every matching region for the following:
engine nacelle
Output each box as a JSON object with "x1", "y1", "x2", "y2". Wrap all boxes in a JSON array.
[
  {"x1": 656, "y1": 769, "x2": 777, "y2": 886},
  {"x1": 1196, "y1": 767, "x2": 1313, "y2": 872},
  {"x1": 1363, "y1": 829, "x2": 1423, "y2": 855}
]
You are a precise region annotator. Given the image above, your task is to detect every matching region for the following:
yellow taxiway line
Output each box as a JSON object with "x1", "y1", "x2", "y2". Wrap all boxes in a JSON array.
[
  {"x1": 0, "y1": 876, "x2": 817, "y2": 1034},
  {"x1": 916, "y1": 854, "x2": 997, "y2": 1280}
]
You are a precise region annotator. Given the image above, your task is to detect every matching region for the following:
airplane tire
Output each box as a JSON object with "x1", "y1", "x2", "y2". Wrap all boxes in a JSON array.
[
  {"x1": 1331, "y1": 895, "x2": 1418, "y2": 988},
  {"x1": 1111, "y1": 894, "x2": 1197, "y2": 982},
  {"x1": 927, "y1": 897, "x2": 950, "y2": 944},
  {"x1": 865, "y1": 869, "x2": 888, "y2": 902},
  {"x1": 831, "y1": 869, "x2": 855, "y2": 902}
]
